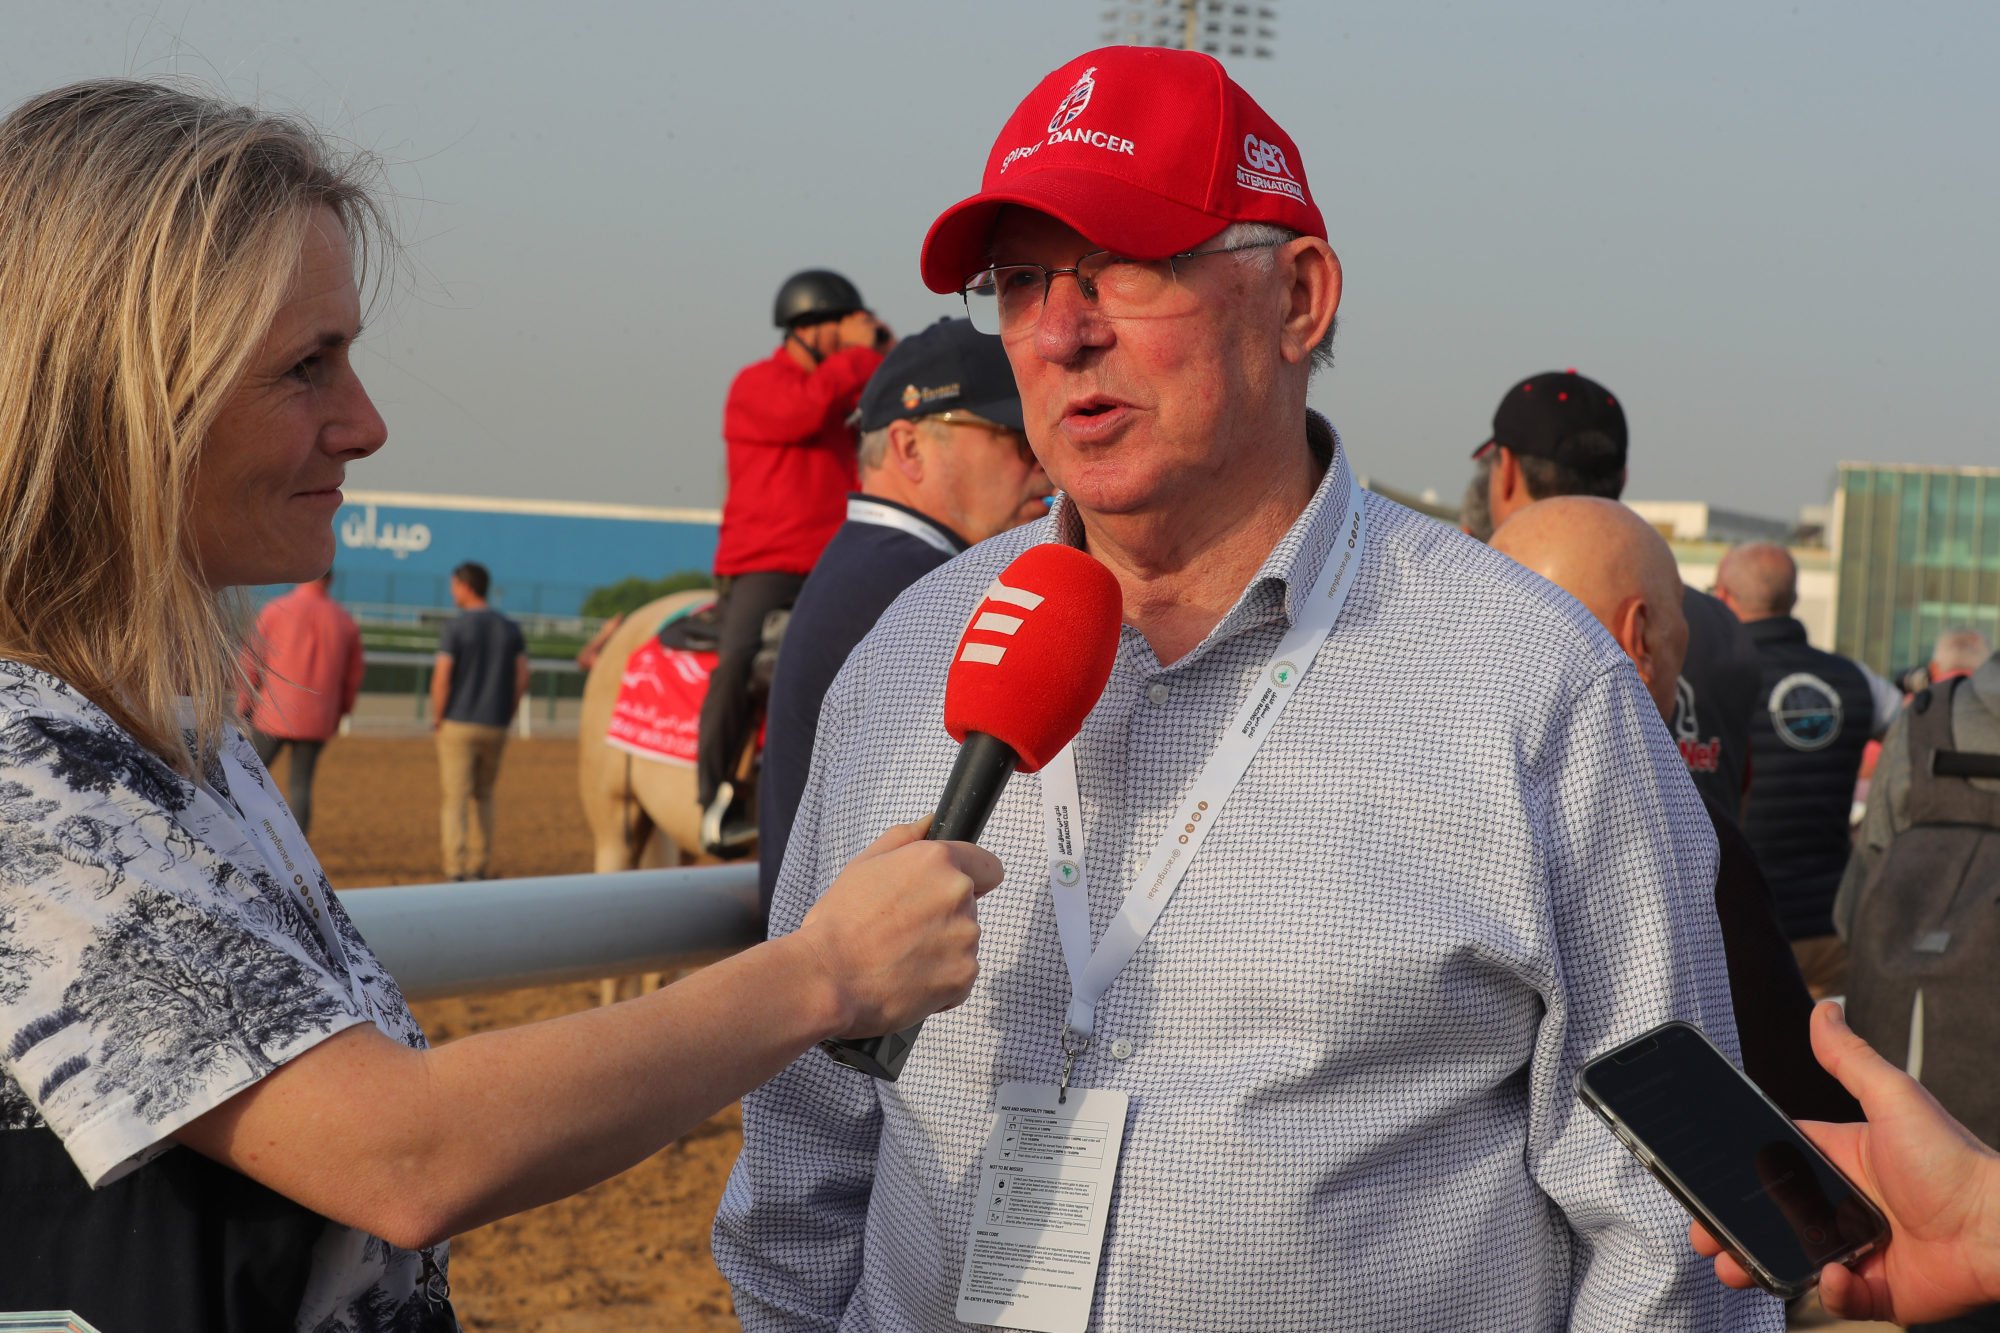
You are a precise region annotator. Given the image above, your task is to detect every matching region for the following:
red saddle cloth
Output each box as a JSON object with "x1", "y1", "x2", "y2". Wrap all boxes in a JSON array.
[{"x1": 606, "y1": 635, "x2": 713, "y2": 766}]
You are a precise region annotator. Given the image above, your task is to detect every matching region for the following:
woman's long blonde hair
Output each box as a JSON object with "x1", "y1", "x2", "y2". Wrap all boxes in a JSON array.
[{"x1": 0, "y1": 79, "x2": 390, "y2": 772}]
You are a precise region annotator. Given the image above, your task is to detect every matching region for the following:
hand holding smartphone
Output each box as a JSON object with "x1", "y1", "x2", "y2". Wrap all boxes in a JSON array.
[{"x1": 1578, "y1": 1020, "x2": 1888, "y2": 1299}]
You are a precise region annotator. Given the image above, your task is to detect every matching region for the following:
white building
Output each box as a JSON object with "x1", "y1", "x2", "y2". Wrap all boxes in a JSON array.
[{"x1": 1625, "y1": 500, "x2": 1793, "y2": 546}]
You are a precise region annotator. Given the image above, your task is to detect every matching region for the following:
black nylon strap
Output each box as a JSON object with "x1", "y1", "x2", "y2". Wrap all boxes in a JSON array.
[{"x1": 1934, "y1": 750, "x2": 2000, "y2": 780}]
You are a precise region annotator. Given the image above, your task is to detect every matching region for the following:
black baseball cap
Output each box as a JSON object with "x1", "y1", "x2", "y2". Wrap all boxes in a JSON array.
[
  {"x1": 856, "y1": 317, "x2": 1024, "y2": 433},
  {"x1": 1472, "y1": 370, "x2": 1627, "y2": 470}
]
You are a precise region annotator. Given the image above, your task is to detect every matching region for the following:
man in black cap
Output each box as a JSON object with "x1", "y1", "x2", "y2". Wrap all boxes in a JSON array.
[
  {"x1": 756, "y1": 317, "x2": 1049, "y2": 909},
  {"x1": 1474, "y1": 370, "x2": 1762, "y2": 819}
]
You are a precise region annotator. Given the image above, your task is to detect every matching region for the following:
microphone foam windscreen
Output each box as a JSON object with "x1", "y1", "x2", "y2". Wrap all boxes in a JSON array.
[{"x1": 944, "y1": 543, "x2": 1122, "y2": 773}]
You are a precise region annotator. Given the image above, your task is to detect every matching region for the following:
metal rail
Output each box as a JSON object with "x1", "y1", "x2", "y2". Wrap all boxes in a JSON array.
[
  {"x1": 336, "y1": 864, "x2": 763, "y2": 1000},
  {"x1": 349, "y1": 648, "x2": 582, "y2": 736}
]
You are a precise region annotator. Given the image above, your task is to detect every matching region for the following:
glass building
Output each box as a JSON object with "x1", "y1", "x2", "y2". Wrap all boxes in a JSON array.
[{"x1": 1833, "y1": 463, "x2": 2000, "y2": 675}]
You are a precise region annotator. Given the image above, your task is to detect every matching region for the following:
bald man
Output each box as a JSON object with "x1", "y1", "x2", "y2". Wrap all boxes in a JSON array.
[
  {"x1": 1714, "y1": 542, "x2": 1892, "y2": 997},
  {"x1": 1930, "y1": 628, "x2": 1993, "y2": 686},
  {"x1": 1466, "y1": 371, "x2": 1763, "y2": 818},
  {"x1": 1495, "y1": 500, "x2": 1857, "y2": 1121}
]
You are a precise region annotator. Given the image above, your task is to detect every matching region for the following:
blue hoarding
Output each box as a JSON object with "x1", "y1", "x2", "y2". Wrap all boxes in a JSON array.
[{"x1": 319, "y1": 491, "x2": 719, "y2": 619}]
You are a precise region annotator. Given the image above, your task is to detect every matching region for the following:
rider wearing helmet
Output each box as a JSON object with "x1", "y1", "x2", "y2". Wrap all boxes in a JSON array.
[{"x1": 700, "y1": 270, "x2": 891, "y2": 854}]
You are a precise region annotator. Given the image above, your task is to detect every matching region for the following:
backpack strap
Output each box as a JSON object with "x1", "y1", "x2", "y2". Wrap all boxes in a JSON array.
[{"x1": 1907, "y1": 676, "x2": 2000, "y2": 825}]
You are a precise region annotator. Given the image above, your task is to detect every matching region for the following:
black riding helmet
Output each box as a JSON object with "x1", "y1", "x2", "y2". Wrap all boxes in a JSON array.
[{"x1": 773, "y1": 269, "x2": 864, "y2": 328}]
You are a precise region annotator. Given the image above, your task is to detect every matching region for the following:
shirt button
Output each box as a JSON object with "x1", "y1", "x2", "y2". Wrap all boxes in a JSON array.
[
  {"x1": 1145, "y1": 683, "x2": 1170, "y2": 706},
  {"x1": 1109, "y1": 1038, "x2": 1134, "y2": 1060}
]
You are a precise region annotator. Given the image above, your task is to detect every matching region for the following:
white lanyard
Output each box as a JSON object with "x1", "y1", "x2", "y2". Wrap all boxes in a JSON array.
[
  {"x1": 219, "y1": 744, "x2": 369, "y2": 1011},
  {"x1": 1040, "y1": 478, "x2": 1367, "y2": 1053},
  {"x1": 847, "y1": 496, "x2": 961, "y2": 557}
]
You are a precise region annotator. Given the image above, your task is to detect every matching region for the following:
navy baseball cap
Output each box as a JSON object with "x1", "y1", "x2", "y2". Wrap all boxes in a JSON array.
[
  {"x1": 856, "y1": 317, "x2": 1024, "y2": 433},
  {"x1": 1473, "y1": 370, "x2": 1627, "y2": 471}
]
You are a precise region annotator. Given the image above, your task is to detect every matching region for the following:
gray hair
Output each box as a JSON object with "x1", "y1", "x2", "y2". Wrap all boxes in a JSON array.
[
  {"x1": 857, "y1": 417, "x2": 949, "y2": 473},
  {"x1": 1932, "y1": 628, "x2": 1993, "y2": 676},
  {"x1": 1209, "y1": 221, "x2": 1337, "y2": 375},
  {"x1": 1460, "y1": 456, "x2": 1496, "y2": 542},
  {"x1": 857, "y1": 425, "x2": 892, "y2": 472}
]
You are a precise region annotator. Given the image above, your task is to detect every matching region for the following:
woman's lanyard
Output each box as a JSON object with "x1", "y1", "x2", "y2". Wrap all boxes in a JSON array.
[
  {"x1": 218, "y1": 745, "x2": 369, "y2": 1012},
  {"x1": 1038, "y1": 483, "x2": 1367, "y2": 1087}
]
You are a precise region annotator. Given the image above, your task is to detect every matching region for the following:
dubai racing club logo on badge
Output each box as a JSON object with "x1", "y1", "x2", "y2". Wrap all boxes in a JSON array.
[
  {"x1": 1769, "y1": 672, "x2": 1844, "y2": 751},
  {"x1": 1048, "y1": 66, "x2": 1096, "y2": 133},
  {"x1": 1271, "y1": 660, "x2": 1299, "y2": 687},
  {"x1": 1054, "y1": 859, "x2": 1081, "y2": 887}
]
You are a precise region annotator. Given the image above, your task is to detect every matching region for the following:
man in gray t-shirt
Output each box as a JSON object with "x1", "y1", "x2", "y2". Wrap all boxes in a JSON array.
[{"x1": 429, "y1": 561, "x2": 526, "y2": 880}]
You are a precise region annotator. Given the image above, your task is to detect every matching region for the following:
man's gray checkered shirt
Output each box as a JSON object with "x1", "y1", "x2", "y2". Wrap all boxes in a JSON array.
[{"x1": 715, "y1": 422, "x2": 1782, "y2": 1332}]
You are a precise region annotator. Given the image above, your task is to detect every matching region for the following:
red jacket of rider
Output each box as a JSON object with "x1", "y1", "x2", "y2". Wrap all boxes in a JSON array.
[{"x1": 712, "y1": 343, "x2": 883, "y2": 578}]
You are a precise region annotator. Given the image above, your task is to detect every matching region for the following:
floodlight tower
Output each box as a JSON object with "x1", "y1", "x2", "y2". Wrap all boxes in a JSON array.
[{"x1": 1100, "y1": 0, "x2": 1277, "y2": 60}]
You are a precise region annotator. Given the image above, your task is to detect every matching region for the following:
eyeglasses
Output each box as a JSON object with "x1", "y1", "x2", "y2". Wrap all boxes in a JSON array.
[
  {"x1": 959, "y1": 242, "x2": 1281, "y2": 338},
  {"x1": 924, "y1": 411, "x2": 1037, "y2": 463}
]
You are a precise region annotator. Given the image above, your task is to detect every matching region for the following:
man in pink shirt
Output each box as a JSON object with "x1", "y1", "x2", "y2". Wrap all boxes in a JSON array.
[{"x1": 239, "y1": 569, "x2": 365, "y2": 834}]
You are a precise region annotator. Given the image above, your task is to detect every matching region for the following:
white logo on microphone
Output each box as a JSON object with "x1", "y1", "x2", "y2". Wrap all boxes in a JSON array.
[{"x1": 959, "y1": 578, "x2": 1044, "y2": 665}]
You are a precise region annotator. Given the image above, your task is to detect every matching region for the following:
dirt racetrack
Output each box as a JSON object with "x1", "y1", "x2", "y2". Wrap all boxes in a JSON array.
[{"x1": 295, "y1": 734, "x2": 744, "y2": 1332}]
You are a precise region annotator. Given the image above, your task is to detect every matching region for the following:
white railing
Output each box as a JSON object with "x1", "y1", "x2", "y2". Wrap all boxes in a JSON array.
[{"x1": 335, "y1": 864, "x2": 763, "y2": 1000}]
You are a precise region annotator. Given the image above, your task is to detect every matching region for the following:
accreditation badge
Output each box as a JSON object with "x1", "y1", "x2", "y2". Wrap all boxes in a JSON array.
[{"x1": 954, "y1": 1084, "x2": 1130, "y2": 1332}]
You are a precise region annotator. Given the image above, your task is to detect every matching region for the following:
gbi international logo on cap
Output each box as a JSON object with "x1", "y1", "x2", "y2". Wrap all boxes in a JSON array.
[{"x1": 1237, "y1": 132, "x2": 1304, "y2": 203}]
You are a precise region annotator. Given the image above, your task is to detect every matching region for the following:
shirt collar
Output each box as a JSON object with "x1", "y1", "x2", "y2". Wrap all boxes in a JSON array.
[
  {"x1": 1047, "y1": 411, "x2": 1354, "y2": 658},
  {"x1": 845, "y1": 493, "x2": 969, "y2": 553},
  {"x1": 1745, "y1": 616, "x2": 1808, "y2": 645}
]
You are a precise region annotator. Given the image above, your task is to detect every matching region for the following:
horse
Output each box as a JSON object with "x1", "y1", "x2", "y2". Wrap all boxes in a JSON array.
[
  {"x1": 575, "y1": 590, "x2": 717, "y2": 874},
  {"x1": 578, "y1": 590, "x2": 757, "y2": 1003}
]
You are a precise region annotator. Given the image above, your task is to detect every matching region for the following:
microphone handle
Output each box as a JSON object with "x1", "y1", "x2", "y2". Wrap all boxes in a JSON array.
[
  {"x1": 927, "y1": 731, "x2": 1020, "y2": 844},
  {"x1": 818, "y1": 731, "x2": 1020, "y2": 1081}
]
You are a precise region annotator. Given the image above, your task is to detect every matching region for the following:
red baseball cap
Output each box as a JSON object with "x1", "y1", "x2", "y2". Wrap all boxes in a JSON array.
[{"x1": 919, "y1": 46, "x2": 1327, "y2": 294}]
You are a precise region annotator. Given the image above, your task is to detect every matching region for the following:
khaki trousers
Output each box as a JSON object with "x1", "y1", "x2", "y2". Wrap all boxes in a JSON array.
[{"x1": 437, "y1": 720, "x2": 508, "y2": 879}]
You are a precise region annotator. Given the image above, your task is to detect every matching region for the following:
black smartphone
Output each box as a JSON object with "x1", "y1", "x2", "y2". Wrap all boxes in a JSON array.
[{"x1": 1576, "y1": 1020, "x2": 1888, "y2": 1299}]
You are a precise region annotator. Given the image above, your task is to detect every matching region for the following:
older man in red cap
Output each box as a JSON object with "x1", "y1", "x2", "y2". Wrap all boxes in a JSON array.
[{"x1": 718, "y1": 47, "x2": 1760, "y2": 1332}]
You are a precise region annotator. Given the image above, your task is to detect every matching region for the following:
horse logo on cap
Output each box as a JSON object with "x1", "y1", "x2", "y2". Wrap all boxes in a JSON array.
[{"x1": 1048, "y1": 66, "x2": 1097, "y2": 134}]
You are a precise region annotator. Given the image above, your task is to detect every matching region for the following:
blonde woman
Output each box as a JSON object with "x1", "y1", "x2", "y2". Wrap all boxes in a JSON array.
[{"x1": 0, "y1": 80, "x2": 998, "y2": 1331}]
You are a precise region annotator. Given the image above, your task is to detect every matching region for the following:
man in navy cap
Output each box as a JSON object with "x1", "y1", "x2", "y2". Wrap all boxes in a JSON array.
[{"x1": 756, "y1": 316, "x2": 1049, "y2": 910}]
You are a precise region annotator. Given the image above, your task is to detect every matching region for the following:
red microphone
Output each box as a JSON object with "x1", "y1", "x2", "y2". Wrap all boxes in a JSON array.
[{"x1": 821, "y1": 544, "x2": 1122, "y2": 1080}]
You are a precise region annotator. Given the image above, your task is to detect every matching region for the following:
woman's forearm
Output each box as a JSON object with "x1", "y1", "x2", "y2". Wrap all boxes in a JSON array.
[
  {"x1": 180, "y1": 932, "x2": 849, "y2": 1249},
  {"x1": 410, "y1": 932, "x2": 852, "y2": 1239},
  {"x1": 177, "y1": 822, "x2": 997, "y2": 1250}
]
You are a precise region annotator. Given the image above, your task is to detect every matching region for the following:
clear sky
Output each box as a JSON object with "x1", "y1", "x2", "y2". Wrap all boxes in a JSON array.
[{"x1": 6, "y1": 1, "x2": 1995, "y2": 521}]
